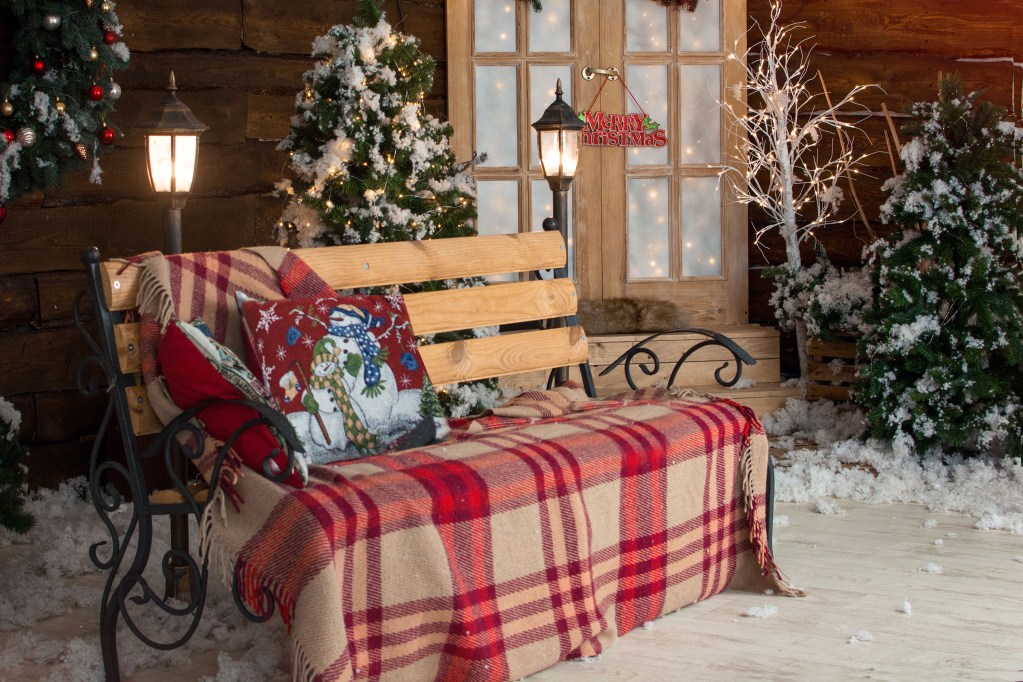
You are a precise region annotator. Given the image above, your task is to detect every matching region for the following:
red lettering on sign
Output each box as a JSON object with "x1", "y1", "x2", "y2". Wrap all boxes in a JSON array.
[{"x1": 581, "y1": 110, "x2": 668, "y2": 148}]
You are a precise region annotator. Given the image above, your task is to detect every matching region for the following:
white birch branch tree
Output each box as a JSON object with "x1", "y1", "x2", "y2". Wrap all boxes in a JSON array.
[{"x1": 722, "y1": 0, "x2": 876, "y2": 393}]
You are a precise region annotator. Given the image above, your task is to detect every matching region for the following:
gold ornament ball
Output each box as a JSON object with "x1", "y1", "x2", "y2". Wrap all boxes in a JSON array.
[
  {"x1": 42, "y1": 14, "x2": 62, "y2": 31},
  {"x1": 85, "y1": 0, "x2": 94, "y2": 7},
  {"x1": 88, "y1": 46, "x2": 99, "y2": 61},
  {"x1": 1, "y1": 101, "x2": 12, "y2": 117},
  {"x1": 74, "y1": 142, "x2": 88, "y2": 161},
  {"x1": 16, "y1": 127, "x2": 36, "y2": 147},
  {"x1": 100, "y1": 1, "x2": 112, "y2": 11},
  {"x1": 55, "y1": 98, "x2": 66, "y2": 114}
]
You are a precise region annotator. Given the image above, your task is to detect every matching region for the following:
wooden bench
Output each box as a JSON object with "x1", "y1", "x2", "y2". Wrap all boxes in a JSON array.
[{"x1": 78, "y1": 228, "x2": 781, "y2": 682}]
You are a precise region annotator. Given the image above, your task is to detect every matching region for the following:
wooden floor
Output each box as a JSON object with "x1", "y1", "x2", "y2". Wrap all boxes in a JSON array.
[{"x1": 4, "y1": 500, "x2": 1020, "y2": 681}]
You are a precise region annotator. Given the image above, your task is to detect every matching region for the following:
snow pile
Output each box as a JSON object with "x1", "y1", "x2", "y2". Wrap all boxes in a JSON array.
[
  {"x1": 815, "y1": 499, "x2": 846, "y2": 515},
  {"x1": 933, "y1": 538, "x2": 944, "y2": 546},
  {"x1": 742, "y1": 605, "x2": 779, "y2": 619},
  {"x1": 773, "y1": 515, "x2": 790, "y2": 527},
  {"x1": 898, "y1": 599, "x2": 912, "y2": 616},
  {"x1": 847, "y1": 629, "x2": 874, "y2": 644},
  {"x1": 0, "y1": 478, "x2": 288, "y2": 681},
  {"x1": 919, "y1": 562, "x2": 942, "y2": 573},
  {"x1": 765, "y1": 399, "x2": 1023, "y2": 534}
]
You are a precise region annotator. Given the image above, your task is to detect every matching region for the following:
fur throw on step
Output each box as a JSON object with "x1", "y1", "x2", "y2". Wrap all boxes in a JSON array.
[{"x1": 577, "y1": 297, "x2": 691, "y2": 335}]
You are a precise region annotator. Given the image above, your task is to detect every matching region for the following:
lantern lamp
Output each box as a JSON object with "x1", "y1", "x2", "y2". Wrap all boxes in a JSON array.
[{"x1": 136, "y1": 71, "x2": 208, "y2": 254}]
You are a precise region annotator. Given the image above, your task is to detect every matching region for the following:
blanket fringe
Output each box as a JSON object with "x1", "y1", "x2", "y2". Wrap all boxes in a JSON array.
[
  {"x1": 736, "y1": 408, "x2": 807, "y2": 598},
  {"x1": 292, "y1": 640, "x2": 322, "y2": 682}
]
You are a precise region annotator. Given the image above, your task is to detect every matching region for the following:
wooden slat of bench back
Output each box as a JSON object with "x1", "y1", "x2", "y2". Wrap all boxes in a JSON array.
[
  {"x1": 100, "y1": 231, "x2": 567, "y2": 312},
  {"x1": 111, "y1": 279, "x2": 578, "y2": 375},
  {"x1": 101, "y1": 231, "x2": 587, "y2": 437}
]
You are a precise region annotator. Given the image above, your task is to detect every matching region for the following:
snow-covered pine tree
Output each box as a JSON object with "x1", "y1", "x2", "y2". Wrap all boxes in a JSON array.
[
  {"x1": 857, "y1": 75, "x2": 1023, "y2": 458},
  {"x1": 0, "y1": 396, "x2": 33, "y2": 534},
  {"x1": 275, "y1": 0, "x2": 499, "y2": 417}
]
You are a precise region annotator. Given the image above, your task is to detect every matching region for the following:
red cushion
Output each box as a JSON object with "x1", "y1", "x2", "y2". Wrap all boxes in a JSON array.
[{"x1": 159, "y1": 320, "x2": 306, "y2": 488}]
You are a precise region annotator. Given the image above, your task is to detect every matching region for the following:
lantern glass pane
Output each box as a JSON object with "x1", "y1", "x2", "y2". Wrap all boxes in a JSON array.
[
  {"x1": 173, "y1": 135, "x2": 198, "y2": 193},
  {"x1": 538, "y1": 129, "x2": 563, "y2": 177},
  {"x1": 680, "y1": 176, "x2": 722, "y2": 276},
  {"x1": 147, "y1": 135, "x2": 174, "y2": 192},
  {"x1": 560, "y1": 130, "x2": 580, "y2": 177}
]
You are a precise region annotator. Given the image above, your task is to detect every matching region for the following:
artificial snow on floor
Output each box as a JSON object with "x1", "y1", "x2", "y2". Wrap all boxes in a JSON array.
[
  {"x1": 763, "y1": 399, "x2": 1023, "y2": 535},
  {"x1": 2, "y1": 398, "x2": 1021, "y2": 680}
]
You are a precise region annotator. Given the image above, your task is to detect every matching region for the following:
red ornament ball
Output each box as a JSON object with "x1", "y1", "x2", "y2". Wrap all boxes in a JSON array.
[
  {"x1": 2, "y1": 130, "x2": 13, "y2": 144},
  {"x1": 31, "y1": 58, "x2": 46, "y2": 74},
  {"x1": 0, "y1": 206, "x2": 6, "y2": 224},
  {"x1": 98, "y1": 125, "x2": 117, "y2": 145},
  {"x1": 87, "y1": 85, "x2": 104, "y2": 101},
  {"x1": 103, "y1": 30, "x2": 117, "y2": 45}
]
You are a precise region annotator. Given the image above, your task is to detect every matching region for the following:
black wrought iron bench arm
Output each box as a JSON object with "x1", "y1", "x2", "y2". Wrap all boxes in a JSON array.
[{"x1": 598, "y1": 328, "x2": 758, "y2": 391}]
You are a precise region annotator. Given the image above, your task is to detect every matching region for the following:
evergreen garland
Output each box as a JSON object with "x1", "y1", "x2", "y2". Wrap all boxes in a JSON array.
[
  {"x1": 856, "y1": 75, "x2": 1023, "y2": 458},
  {"x1": 0, "y1": 396, "x2": 33, "y2": 534},
  {"x1": 277, "y1": 0, "x2": 500, "y2": 417},
  {"x1": 0, "y1": 0, "x2": 129, "y2": 209}
]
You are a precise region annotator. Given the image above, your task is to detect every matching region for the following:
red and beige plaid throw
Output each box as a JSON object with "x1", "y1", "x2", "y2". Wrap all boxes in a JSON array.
[{"x1": 202, "y1": 392, "x2": 801, "y2": 682}]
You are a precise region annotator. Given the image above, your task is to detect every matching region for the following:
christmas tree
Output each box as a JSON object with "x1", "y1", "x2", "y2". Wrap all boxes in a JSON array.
[
  {"x1": 0, "y1": 396, "x2": 33, "y2": 534},
  {"x1": 0, "y1": 0, "x2": 130, "y2": 209},
  {"x1": 276, "y1": 0, "x2": 499, "y2": 417},
  {"x1": 856, "y1": 75, "x2": 1023, "y2": 458}
]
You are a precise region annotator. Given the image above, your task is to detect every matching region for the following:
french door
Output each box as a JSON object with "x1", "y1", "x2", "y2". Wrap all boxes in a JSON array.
[{"x1": 447, "y1": 0, "x2": 747, "y2": 324}]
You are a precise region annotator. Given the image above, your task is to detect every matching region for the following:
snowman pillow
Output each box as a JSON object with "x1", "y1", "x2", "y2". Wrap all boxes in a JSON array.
[{"x1": 239, "y1": 293, "x2": 444, "y2": 464}]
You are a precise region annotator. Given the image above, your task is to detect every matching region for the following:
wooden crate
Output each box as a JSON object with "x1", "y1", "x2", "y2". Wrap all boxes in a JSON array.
[{"x1": 806, "y1": 336, "x2": 859, "y2": 401}]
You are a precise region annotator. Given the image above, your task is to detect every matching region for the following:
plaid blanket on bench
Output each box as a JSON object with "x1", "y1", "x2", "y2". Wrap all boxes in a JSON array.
[{"x1": 202, "y1": 392, "x2": 800, "y2": 682}]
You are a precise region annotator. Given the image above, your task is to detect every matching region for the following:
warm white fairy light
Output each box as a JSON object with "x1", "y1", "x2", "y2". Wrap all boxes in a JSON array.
[{"x1": 721, "y1": 0, "x2": 877, "y2": 385}]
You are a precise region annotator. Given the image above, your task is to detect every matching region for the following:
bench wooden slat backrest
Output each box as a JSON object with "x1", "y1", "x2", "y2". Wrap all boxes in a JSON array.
[{"x1": 96, "y1": 232, "x2": 588, "y2": 437}]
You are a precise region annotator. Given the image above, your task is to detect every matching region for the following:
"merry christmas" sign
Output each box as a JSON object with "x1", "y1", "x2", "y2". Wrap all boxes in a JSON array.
[{"x1": 580, "y1": 111, "x2": 668, "y2": 148}]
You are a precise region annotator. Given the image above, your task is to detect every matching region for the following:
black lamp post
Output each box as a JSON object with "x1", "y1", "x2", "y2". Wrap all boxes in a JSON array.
[
  {"x1": 136, "y1": 71, "x2": 208, "y2": 255},
  {"x1": 532, "y1": 79, "x2": 584, "y2": 263},
  {"x1": 136, "y1": 71, "x2": 206, "y2": 602}
]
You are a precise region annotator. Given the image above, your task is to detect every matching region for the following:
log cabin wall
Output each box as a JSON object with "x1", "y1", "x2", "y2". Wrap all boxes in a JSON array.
[
  {"x1": 746, "y1": 0, "x2": 1023, "y2": 373},
  {"x1": 0, "y1": 0, "x2": 445, "y2": 488},
  {"x1": 1, "y1": 0, "x2": 1020, "y2": 486}
]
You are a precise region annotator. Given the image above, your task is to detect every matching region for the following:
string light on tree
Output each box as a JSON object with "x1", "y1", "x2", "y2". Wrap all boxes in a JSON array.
[{"x1": 721, "y1": 0, "x2": 876, "y2": 393}]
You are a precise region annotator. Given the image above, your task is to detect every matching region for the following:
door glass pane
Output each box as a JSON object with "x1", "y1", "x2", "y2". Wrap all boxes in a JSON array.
[
  {"x1": 529, "y1": 0, "x2": 571, "y2": 53},
  {"x1": 626, "y1": 65, "x2": 669, "y2": 167},
  {"x1": 627, "y1": 177, "x2": 670, "y2": 280},
  {"x1": 477, "y1": 180, "x2": 520, "y2": 281},
  {"x1": 475, "y1": 66, "x2": 519, "y2": 167},
  {"x1": 679, "y1": 0, "x2": 721, "y2": 52},
  {"x1": 626, "y1": 1, "x2": 667, "y2": 53},
  {"x1": 475, "y1": 0, "x2": 516, "y2": 53},
  {"x1": 531, "y1": 179, "x2": 574, "y2": 279},
  {"x1": 681, "y1": 176, "x2": 721, "y2": 276},
  {"x1": 529, "y1": 66, "x2": 573, "y2": 167},
  {"x1": 680, "y1": 64, "x2": 721, "y2": 164}
]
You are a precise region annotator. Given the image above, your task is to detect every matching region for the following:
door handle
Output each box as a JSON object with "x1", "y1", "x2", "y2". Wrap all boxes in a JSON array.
[{"x1": 581, "y1": 66, "x2": 619, "y2": 81}]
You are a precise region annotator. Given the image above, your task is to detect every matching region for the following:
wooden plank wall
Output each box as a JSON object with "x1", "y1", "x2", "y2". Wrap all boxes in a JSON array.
[
  {"x1": 1, "y1": 0, "x2": 1021, "y2": 486},
  {"x1": 0, "y1": 0, "x2": 446, "y2": 488},
  {"x1": 746, "y1": 0, "x2": 1023, "y2": 374}
]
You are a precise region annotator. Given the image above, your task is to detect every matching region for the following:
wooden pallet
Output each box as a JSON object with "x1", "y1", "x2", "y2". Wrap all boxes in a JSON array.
[{"x1": 806, "y1": 336, "x2": 859, "y2": 401}]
